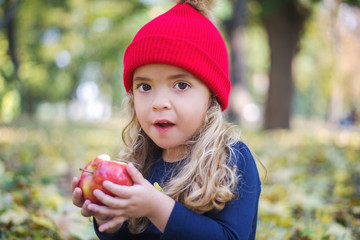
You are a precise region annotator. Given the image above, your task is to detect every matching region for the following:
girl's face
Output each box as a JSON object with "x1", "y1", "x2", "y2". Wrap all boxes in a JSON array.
[{"x1": 133, "y1": 64, "x2": 211, "y2": 162}]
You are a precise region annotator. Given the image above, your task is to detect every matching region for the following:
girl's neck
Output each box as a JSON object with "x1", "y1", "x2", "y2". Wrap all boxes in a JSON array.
[{"x1": 162, "y1": 146, "x2": 188, "y2": 163}]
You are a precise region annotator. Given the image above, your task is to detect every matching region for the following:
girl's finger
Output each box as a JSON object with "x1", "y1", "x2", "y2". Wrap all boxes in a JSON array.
[
  {"x1": 88, "y1": 201, "x2": 125, "y2": 216},
  {"x1": 93, "y1": 188, "x2": 130, "y2": 209},
  {"x1": 93, "y1": 189, "x2": 122, "y2": 207},
  {"x1": 71, "y1": 177, "x2": 79, "y2": 192},
  {"x1": 102, "y1": 181, "x2": 132, "y2": 199},
  {"x1": 72, "y1": 187, "x2": 84, "y2": 207},
  {"x1": 98, "y1": 216, "x2": 127, "y2": 233},
  {"x1": 81, "y1": 200, "x2": 94, "y2": 217}
]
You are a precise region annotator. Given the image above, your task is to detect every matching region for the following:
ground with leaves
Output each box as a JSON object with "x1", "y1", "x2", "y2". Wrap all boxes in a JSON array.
[{"x1": 0, "y1": 118, "x2": 359, "y2": 240}]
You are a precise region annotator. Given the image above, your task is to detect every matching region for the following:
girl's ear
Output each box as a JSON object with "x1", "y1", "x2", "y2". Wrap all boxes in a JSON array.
[{"x1": 207, "y1": 94, "x2": 218, "y2": 109}]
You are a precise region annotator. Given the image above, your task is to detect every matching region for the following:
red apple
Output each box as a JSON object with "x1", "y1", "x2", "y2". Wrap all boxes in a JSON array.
[{"x1": 78, "y1": 154, "x2": 133, "y2": 205}]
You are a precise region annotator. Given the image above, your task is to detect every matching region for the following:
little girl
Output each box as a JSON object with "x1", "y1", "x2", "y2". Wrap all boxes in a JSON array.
[{"x1": 72, "y1": 1, "x2": 261, "y2": 239}]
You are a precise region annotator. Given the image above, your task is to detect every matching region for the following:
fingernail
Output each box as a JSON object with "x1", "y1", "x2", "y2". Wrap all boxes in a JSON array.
[{"x1": 103, "y1": 181, "x2": 110, "y2": 188}]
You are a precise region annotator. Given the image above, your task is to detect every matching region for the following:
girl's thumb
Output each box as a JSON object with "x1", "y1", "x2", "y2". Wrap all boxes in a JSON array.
[{"x1": 127, "y1": 162, "x2": 144, "y2": 184}]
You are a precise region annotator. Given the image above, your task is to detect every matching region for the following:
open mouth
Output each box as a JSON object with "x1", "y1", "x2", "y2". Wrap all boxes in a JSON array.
[
  {"x1": 154, "y1": 119, "x2": 175, "y2": 129},
  {"x1": 155, "y1": 122, "x2": 174, "y2": 128}
]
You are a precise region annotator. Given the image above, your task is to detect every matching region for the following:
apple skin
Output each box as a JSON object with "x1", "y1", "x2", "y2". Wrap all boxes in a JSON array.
[{"x1": 78, "y1": 154, "x2": 133, "y2": 205}]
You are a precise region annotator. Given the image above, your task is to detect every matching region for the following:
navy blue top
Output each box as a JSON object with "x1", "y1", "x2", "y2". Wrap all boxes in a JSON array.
[{"x1": 94, "y1": 141, "x2": 261, "y2": 240}]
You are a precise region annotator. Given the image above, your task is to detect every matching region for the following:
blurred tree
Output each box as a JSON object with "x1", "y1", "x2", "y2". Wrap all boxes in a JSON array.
[
  {"x1": 293, "y1": 1, "x2": 360, "y2": 124},
  {"x1": 345, "y1": 0, "x2": 360, "y2": 5},
  {"x1": 259, "y1": 0, "x2": 311, "y2": 129},
  {"x1": 0, "y1": 0, "x2": 148, "y2": 121},
  {"x1": 1, "y1": 0, "x2": 21, "y2": 75},
  {"x1": 223, "y1": 0, "x2": 249, "y2": 122},
  {"x1": 0, "y1": 0, "x2": 22, "y2": 123},
  {"x1": 221, "y1": 0, "x2": 313, "y2": 129},
  {"x1": 222, "y1": 0, "x2": 313, "y2": 129},
  {"x1": 241, "y1": 0, "x2": 360, "y2": 129}
]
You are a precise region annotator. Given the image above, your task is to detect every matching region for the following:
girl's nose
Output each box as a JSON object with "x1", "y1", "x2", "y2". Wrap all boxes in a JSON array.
[{"x1": 152, "y1": 90, "x2": 171, "y2": 110}]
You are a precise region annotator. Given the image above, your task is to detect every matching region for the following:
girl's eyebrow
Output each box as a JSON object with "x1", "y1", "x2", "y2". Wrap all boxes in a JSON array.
[
  {"x1": 168, "y1": 73, "x2": 190, "y2": 80},
  {"x1": 133, "y1": 76, "x2": 150, "y2": 82}
]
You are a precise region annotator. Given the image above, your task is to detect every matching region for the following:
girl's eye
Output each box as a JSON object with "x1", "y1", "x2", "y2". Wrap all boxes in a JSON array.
[
  {"x1": 174, "y1": 82, "x2": 190, "y2": 90},
  {"x1": 138, "y1": 83, "x2": 151, "y2": 92}
]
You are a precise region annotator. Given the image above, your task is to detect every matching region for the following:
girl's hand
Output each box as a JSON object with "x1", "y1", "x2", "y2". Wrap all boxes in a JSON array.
[
  {"x1": 88, "y1": 163, "x2": 175, "y2": 233},
  {"x1": 71, "y1": 177, "x2": 86, "y2": 210},
  {"x1": 71, "y1": 177, "x2": 123, "y2": 234}
]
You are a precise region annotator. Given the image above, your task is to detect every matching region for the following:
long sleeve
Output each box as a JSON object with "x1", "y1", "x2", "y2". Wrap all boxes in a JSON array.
[
  {"x1": 94, "y1": 220, "x2": 129, "y2": 240},
  {"x1": 162, "y1": 142, "x2": 261, "y2": 240}
]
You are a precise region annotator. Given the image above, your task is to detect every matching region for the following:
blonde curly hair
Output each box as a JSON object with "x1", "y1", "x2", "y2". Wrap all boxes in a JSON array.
[{"x1": 118, "y1": 94, "x2": 240, "y2": 233}]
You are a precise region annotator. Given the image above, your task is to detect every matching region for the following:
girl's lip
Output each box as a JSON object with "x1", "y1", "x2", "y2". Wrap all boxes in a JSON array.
[
  {"x1": 153, "y1": 119, "x2": 175, "y2": 132},
  {"x1": 154, "y1": 119, "x2": 174, "y2": 124}
]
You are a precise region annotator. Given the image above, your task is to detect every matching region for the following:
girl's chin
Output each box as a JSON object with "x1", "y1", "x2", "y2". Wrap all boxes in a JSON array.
[
  {"x1": 153, "y1": 141, "x2": 186, "y2": 152},
  {"x1": 156, "y1": 143, "x2": 180, "y2": 150}
]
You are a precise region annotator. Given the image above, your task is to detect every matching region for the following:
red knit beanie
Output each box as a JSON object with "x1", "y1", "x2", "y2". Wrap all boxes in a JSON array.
[{"x1": 123, "y1": 3, "x2": 230, "y2": 110}]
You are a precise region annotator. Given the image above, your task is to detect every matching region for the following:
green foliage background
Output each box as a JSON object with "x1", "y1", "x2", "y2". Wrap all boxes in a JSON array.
[
  {"x1": 0, "y1": 0, "x2": 151, "y2": 120},
  {"x1": 0, "y1": 118, "x2": 359, "y2": 239},
  {"x1": 0, "y1": 118, "x2": 125, "y2": 239}
]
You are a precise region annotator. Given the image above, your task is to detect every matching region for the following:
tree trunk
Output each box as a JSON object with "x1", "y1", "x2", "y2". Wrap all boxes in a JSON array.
[
  {"x1": 223, "y1": 0, "x2": 248, "y2": 122},
  {"x1": 2, "y1": 0, "x2": 21, "y2": 74},
  {"x1": 263, "y1": 2, "x2": 308, "y2": 129}
]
